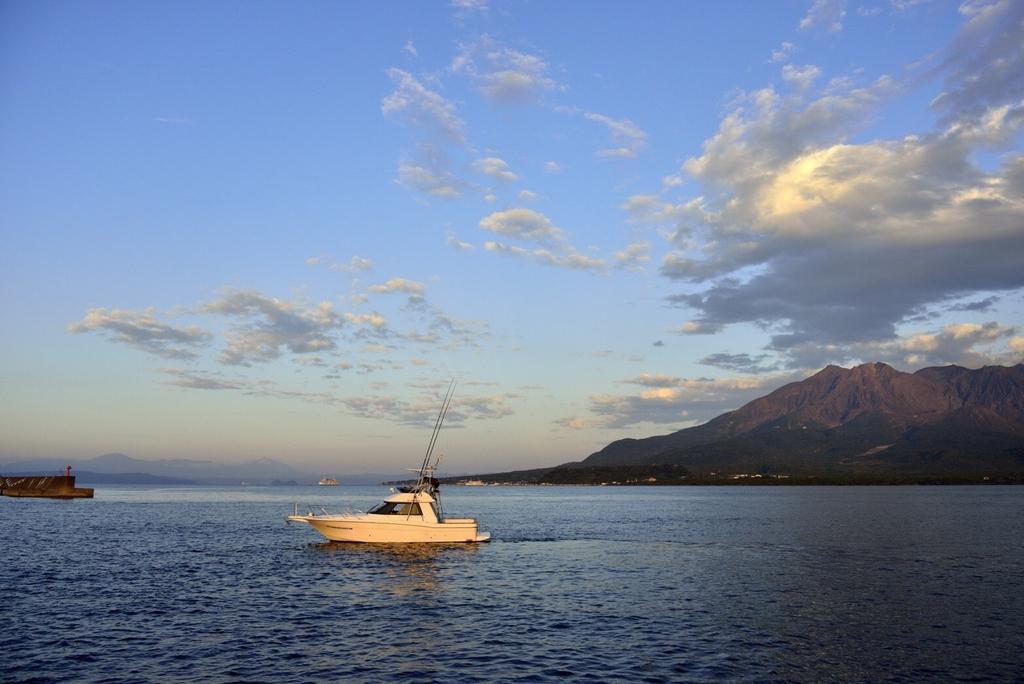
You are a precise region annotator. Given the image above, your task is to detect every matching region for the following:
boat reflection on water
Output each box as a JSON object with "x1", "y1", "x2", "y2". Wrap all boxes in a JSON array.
[
  {"x1": 308, "y1": 541, "x2": 481, "y2": 561},
  {"x1": 307, "y1": 541, "x2": 481, "y2": 597}
]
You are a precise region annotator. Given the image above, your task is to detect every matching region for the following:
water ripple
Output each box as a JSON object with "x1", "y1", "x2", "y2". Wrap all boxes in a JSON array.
[{"x1": 2, "y1": 485, "x2": 1023, "y2": 682}]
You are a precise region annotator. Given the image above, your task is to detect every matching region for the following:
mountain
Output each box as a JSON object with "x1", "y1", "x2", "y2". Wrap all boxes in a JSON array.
[
  {"x1": 566, "y1": 362, "x2": 1024, "y2": 481},
  {"x1": 457, "y1": 362, "x2": 1024, "y2": 484}
]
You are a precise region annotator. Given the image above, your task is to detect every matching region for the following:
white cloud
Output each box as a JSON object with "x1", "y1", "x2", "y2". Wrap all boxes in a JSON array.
[
  {"x1": 620, "y1": 374, "x2": 778, "y2": 392},
  {"x1": 799, "y1": 0, "x2": 846, "y2": 32},
  {"x1": 159, "y1": 368, "x2": 343, "y2": 405},
  {"x1": 359, "y1": 344, "x2": 392, "y2": 355},
  {"x1": 930, "y1": 0, "x2": 1024, "y2": 125},
  {"x1": 781, "y1": 64, "x2": 822, "y2": 92},
  {"x1": 477, "y1": 208, "x2": 616, "y2": 273},
  {"x1": 344, "y1": 256, "x2": 373, "y2": 272},
  {"x1": 779, "y1": 321, "x2": 1021, "y2": 370},
  {"x1": 293, "y1": 355, "x2": 328, "y2": 368},
  {"x1": 479, "y1": 208, "x2": 567, "y2": 245},
  {"x1": 159, "y1": 368, "x2": 243, "y2": 390},
  {"x1": 543, "y1": 160, "x2": 562, "y2": 173},
  {"x1": 344, "y1": 312, "x2": 388, "y2": 329},
  {"x1": 381, "y1": 68, "x2": 466, "y2": 143},
  {"x1": 200, "y1": 289, "x2": 344, "y2": 366},
  {"x1": 555, "y1": 416, "x2": 593, "y2": 430},
  {"x1": 397, "y1": 161, "x2": 463, "y2": 199},
  {"x1": 341, "y1": 390, "x2": 516, "y2": 428},
  {"x1": 656, "y1": 14, "x2": 1024, "y2": 365},
  {"x1": 451, "y1": 0, "x2": 488, "y2": 11},
  {"x1": 517, "y1": 189, "x2": 538, "y2": 202},
  {"x1": 895, "y1": 321, "x2": 1016, "y2": 366},
  {"x1": 621, "y1": 194, "x2": 660, "y2": 215},
  {"x1": 307, "y1": 254, "x2": 373, "y2": 273},
  {"x1": 770, "y1": 41, "x2": 798, "y2": 63},
  {"x1": 157, "y1": 368, "x2": 520, "y2": 427},
  {"x1": 621, "y1": 194, "x2": 682, "y2": 224},
  {"x1": 483, "y1": 69, "x2": 550, "y2": 102},
  {"x1": 452, "y1": 36, "x2": 560, "y2": 104},
  {"x1": 367, "y1": 278, "x2": 426, "y2": 296},
  {"x1": 672, "y1": 321, "x2": 723, "y2": 335},
  {"x1": 473, "y1": 156, "x2": 518, "y2": 182},
  {"x1": 446, "y1": 231, "x2": 475, "y2": 251},
  {"x1": 614, "y1": 242, "x2": 651, "y2": 271},
  {"x1": 68, "y1": 308, "x2": 211, "y2": 359},
  {"x1": 484, "y1": 241, "x2": 608, "y2": 273},
  {"x1": 404, "y1": 40, "x2": 418, "y2": 58},
  {"x1": 395, "y1": 143, "x2": 465, "y2": 199},
  {"x1": 621, "y1": 373, "x2": 689, "y2": 388},
  {"x1": 700, "y1": 353, "x2": 780, "y2": 374},
  {"x1": 573, "y1": 372, "x2": 800, "y2": 429},
  {"x1": 583, "y1": 111, "x2": 648, "y2": 158}
]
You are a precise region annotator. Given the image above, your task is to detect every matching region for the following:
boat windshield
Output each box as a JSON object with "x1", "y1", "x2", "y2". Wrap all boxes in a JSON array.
[{"x1": 367, "y1": 502, "x2": 422, "y2": 516}]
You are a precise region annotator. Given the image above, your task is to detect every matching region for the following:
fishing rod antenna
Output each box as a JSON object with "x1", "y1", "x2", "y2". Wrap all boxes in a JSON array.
[{"x1": 419, "y1": 379, "x2": 455, "y2": 482}]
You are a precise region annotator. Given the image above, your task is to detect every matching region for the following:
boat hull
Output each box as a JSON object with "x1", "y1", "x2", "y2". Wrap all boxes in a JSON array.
[{"x1": 289, "y1": 515, "x2": 489, "y2": 543}]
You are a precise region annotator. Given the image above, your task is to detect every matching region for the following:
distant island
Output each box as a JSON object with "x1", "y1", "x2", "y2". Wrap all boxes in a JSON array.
[
  {"x1": 459, "y1": 362, "x2": 1024, "y2": 486},
  {"x1": 0, "y1": 453, "x2": 401, "y2": 486}
]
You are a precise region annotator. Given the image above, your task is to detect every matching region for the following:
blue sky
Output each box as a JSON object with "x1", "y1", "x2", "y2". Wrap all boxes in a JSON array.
[{"x1": 2, "y1": 0, "x2": 1022, "y2": 474}]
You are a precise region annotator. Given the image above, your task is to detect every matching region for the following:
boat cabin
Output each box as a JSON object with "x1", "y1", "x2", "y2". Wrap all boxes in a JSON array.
[{"x1": 367, "y1": 491, "x2": 442, "y2": 523}]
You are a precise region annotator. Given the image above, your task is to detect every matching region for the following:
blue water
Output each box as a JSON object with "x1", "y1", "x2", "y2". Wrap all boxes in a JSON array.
[{"x1": 2, "y1": 485, "x2": 1023, "y2": 682}]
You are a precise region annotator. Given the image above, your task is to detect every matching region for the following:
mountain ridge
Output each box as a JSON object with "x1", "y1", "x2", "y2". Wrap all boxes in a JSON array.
[
  {"x1": 577, "y1": 360, "x2": 1024, "y2": 473},
  {"x1": 462, "y1": 362, "x2": 1024, "y2": 484}
]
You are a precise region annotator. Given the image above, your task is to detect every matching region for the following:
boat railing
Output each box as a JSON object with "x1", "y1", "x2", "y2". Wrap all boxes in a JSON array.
[
  {"x1": 291, "y1": 503, "x2": 360, "y2": 518},
  {"x1": 292, "y1": 502, "x2": 372, "y2": 518}
]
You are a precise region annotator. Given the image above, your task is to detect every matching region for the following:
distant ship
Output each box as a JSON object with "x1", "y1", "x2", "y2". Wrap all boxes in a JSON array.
[
  {"x1": 461, "y1": 479, "x2": 486, "y2": 486},
  {"x1": 318, "y1": 477, "x2": 339, "y2": 486}
]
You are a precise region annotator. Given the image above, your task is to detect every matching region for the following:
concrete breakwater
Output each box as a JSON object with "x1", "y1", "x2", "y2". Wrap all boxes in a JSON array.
[{"x1": 1, "y1": 475, "x2": 94, "y2": 499}]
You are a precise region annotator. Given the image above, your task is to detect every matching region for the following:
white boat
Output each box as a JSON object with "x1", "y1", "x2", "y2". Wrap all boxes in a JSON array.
[
  {"x1": 287, "y1": 486, "x2": 489, "y2": 543},
  {"x1": 288, "y1": 384, "x2": 490, "y2": 544},
  {"x1": 318, "y1": 477, "x2": 339, "y2": 486}
]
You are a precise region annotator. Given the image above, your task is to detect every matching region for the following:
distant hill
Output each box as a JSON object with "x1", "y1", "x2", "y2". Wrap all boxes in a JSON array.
[
  {"x1": 0, "y1": 453, "x2": 408, "y2": 485},
  {"x1": 0, "y1": 453, "x2": 320, "y2": 485},
  {"x1": 485, "y1": 363, "x2": 1024, "y2": 484},
  {"x1": 69, "y1": 471, "x2": 197, "y2": 485}
]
